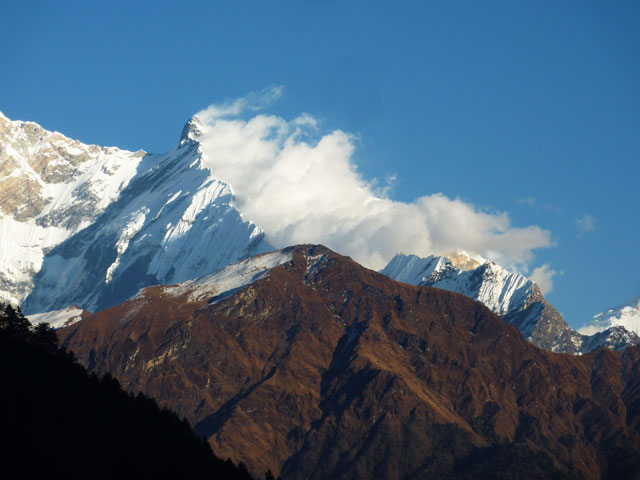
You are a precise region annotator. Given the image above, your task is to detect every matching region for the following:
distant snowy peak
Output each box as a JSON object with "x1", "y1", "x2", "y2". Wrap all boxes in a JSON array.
[
  {"x1": 381, "y1": 251, "x2": 639, "y2": 354},
  {"x1": 579, "y1": 294, "x2": 640, "y2": 336},
  {"x1": 381, "y1": 251, "x2": 533, "y2": 317},
  {"x1": 578, "y1": 326, "x2": 640, "y2": 354},
  {"x1": 380, "y1": 253, "x2": 447, "y2": 286},
  {"x1": 381, "y1": 251, "x2": 485, "y2": 292}
]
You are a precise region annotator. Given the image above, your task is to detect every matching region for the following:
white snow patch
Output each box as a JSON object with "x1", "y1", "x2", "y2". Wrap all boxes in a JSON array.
[
  {"x1": 305, "y1": 250, "x2": 328, "y2": 275},
  {"x1": 105, "y1": 208, "x2": 149, "y2": 284},
  {"x1": 161, "y1": 249, "x2": 293, "y2": 303},
  {"x1": 28, "y1": 306, "x2": 84, "y2": 329}
]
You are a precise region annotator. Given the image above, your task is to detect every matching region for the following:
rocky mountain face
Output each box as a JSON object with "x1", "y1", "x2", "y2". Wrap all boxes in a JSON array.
[
  {"x1": 59, "y1": 245, "x2": 640, "y2": 479},
  {"x1": 0, "y1": 112, "x2": 271, "y2": 314},
  {"x1": 0, "y1": 111, "x2": 145, "y2": 306},
  {"x1": 381, "y1": 253, "x2": 640, "y2": 354}
]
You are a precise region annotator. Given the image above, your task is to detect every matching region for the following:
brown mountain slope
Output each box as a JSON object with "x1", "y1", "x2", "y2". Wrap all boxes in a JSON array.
[{"x1": 59, "y1": 245, "x2": 640, "y2": 479}]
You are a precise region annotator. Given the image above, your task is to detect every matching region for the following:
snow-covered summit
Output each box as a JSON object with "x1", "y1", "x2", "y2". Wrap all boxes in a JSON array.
[
  {"x1": 0, "y1": 112, "x2": 272, "y2": 314},
  {"x1": 381, "y1": 251, "x2": 533, "y2": 317},
  {"x1": 179, "y1": 116, "x2": 204, "y2": 146},
  {"x1": 381, "y1": 251, "x2": 639, "y2": 354},
  {"x1": 579, "y1": 294, "x2": 640, "y2": 336}
]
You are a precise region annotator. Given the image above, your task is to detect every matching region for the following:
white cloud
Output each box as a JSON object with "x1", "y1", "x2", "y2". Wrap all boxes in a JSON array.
[
  {"x1": 575, "y1": 214, "x2": 595, "y2": 237},
  {"x1": 529, "y1": 263, "x2": 561, "y2": 294},
  {"x1": 197, "y1": 86, "x2": 284, "y2": 123},
  {"x1": 194, "y1": 90, "x2": 553, "y2": 271},
  {"x1": 517, "y1": 196, "x2": 537, "y2": 207},
  {"x1": 517, "y1": 196, "x2": 562, "y2": 214}
]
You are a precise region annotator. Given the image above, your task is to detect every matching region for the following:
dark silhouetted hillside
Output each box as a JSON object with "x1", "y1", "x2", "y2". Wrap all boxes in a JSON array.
[{"x1": 0, "y1": 303, "x2": 254, "y2": 480}]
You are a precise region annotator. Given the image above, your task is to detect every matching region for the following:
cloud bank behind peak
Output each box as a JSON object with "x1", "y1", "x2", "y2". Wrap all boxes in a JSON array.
[{"x1": 195, "y1": 89, "x2": 552, "y2": 271}]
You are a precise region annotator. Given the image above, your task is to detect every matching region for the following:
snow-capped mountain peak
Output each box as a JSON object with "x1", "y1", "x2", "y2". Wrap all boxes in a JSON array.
[
  {"x1": 579, "y1": 294, "x2": 640, "y2": 336},
  {"x1": 179, "y1": 116, "x2": 204, "y2": 146},
  {"x1": 381, "y1": 252, "x2": 639, "y2": 354},
  {"x1": 381, "y1": 251, "x2": 532, "y2": 317},
  {"x1": 0, "y1": 112, "x2": 273, "y2": 314}
]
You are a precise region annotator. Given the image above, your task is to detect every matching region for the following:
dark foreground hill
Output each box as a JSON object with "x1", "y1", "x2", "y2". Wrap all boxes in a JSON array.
[
  {"x1": 59, "y1": 245, "x2": 640, "y2": 479},
  {"x1": 0, "y1": 304, "x2": 253, "y2": 480}
]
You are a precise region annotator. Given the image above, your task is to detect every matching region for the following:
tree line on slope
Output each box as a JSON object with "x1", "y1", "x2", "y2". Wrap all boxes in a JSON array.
[{"x1": 0, "y1": 303, "x2": 277, "y2": 479}]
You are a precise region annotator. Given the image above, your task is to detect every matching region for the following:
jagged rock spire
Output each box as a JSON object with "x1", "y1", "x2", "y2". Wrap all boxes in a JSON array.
[{"x1": 179, "y1": 115, "x2": 204, "y2": 146}]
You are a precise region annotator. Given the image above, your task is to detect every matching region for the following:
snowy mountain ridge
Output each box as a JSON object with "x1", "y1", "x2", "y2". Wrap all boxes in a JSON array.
[
  {"x1": 381, "y1": 252, "x2": 534, "y2": 319},
  {"x1": 0, "y1": 111, "x2": 272, "y2": 314},
  {"x1": 381, "y1": 252, "x2": 640, "y2": 354},
  {"x1": 158, "y1": 248, "x2": 293, "y2": 303},
  {"x1": 27, "y1": 305, "x2": 88, "y2": 329},
  {"x1": 0, "y1": 111, "x2": 146, "y2": 305}
]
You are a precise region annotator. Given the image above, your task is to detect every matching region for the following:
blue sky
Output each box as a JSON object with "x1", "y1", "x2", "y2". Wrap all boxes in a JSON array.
[{"x1": 1, "y1": 1, "x2": 638, "y2": 328}]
